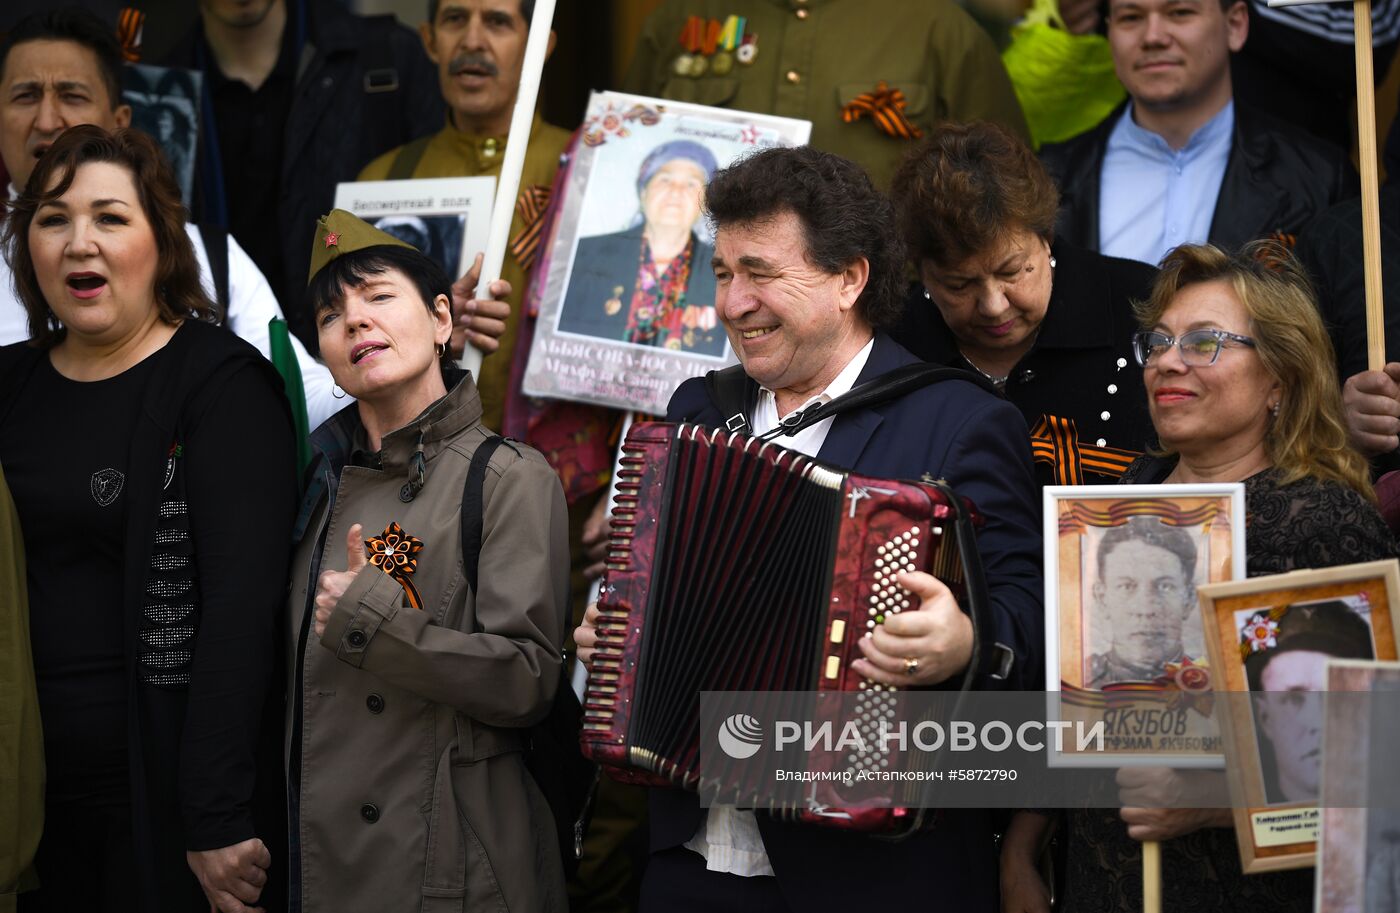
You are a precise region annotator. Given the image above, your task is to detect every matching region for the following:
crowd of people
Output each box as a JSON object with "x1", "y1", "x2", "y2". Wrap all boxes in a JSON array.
[{"x1": 2, "y1": 0, "x2": 1400, "y2": 911}]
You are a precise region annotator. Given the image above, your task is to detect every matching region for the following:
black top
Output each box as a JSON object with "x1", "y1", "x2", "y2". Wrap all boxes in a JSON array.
[
  {"x1": 1063, "y1": 455, "x2": 1399, "y2": 913},
  {"x1": 0, "y1": 321, "x2": 298, "y2": 910},
  {"x1": 893, "y1": 241, "x2": 1157, "y2": 486},
  {"x1": 201, "y1": 17, "x2": 297, "y2": 293},
  {"x1": 0, "y1": 350, "x2": 166, "y2": 806}
]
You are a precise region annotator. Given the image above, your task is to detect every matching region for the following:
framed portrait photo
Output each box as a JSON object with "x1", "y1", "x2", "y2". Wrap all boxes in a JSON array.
[
  {"x1": 523, "y1": 91, "x2": 811, "y2": 415},
  {"x1": 1196, "y1": 560, "x2": 1400, "y2": 873},
  {"x1": 1317, "y1": 660, "x2": 1400, "y2": 913},
  {"x1": 333, "y1": 176, "x2": 496, "y2": 286},
  {"x1": 1044, "y1": 484, "x2": 1246, "y2": 768},
  {"x1": 123, "y1": 63, "x2": 203, "y2": 208}
]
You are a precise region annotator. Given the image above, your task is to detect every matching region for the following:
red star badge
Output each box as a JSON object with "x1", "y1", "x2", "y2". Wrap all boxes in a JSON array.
[{"x1": 324, "y1": 232, "x2": 340, "y2": 248}]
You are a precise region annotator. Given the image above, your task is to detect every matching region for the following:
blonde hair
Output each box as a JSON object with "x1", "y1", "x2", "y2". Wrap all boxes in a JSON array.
[{"x1": 1135, "y1": 241, "x2": 1374, "y2": 500}]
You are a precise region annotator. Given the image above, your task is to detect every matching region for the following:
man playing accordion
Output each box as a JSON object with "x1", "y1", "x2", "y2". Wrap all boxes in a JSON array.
[{"x1": 576, "y1": 146, "x2": 1043, "y2": 912}]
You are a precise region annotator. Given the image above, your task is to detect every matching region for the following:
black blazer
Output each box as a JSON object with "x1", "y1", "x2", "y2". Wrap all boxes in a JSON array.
[
  {"x1": 654, "y1": 332, "x2": 1043, "y2": 910},
  {"x1": 1040, "y1": 102, "x2": 1356, "y2": 256},
  {"x1": 896, "y1": 241, "x2": 1158, "y2": 486},
  {"x1": 557, "y1": 225, "x2": 724, "y2": 357}
]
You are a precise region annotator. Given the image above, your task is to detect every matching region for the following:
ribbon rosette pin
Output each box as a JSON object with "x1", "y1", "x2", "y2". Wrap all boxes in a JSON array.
[
  {"x1": 366, "y1": 521, "x2": 425, "y2": 609},
  {"x1": 1157, "y1": 658, "x2": 1214, "y2": 716}
]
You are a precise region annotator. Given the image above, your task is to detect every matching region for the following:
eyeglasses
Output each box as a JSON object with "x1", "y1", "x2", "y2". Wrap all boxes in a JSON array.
[{"x1": 1132, "y1": 329, "x2": 1257, "y2": 367}]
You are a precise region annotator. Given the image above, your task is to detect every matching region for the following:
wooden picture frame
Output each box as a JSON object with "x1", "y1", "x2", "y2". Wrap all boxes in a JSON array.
[
  {"x1": 1196, "y1": 560, "x2": 1400, "y2": 873},
  {"x1": 1044, "y1": 484, "x2": 1245, "y2": 767}
]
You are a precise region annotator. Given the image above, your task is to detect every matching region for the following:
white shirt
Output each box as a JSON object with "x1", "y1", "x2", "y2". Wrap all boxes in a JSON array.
[
  {"x1": 683, "y1": 336, "x2": 874, "y2": 877},
  {"x1": 0, "y1": 192, "x2": 344, "y2": 429}
]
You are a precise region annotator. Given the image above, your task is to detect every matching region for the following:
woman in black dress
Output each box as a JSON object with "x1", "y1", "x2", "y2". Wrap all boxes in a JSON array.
[
  {"x1": 0, "y1": 125, "x2": 296, "y2": 912},
  {"x1": 1001, "y1": 242, "x2": 1398, "y2": 913},
  {"x1": 891, "y1": 122, "x2": 1158, "y2": 487}
]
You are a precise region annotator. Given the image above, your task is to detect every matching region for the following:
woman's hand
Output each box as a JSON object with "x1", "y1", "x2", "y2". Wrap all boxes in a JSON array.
[
  {"x1": 450, "y1": 252, "x2": 512, "y2": 357},
  {"x1": 851, "y1": 571, "x2": 972, "y2": 687},
  {"x1": 186, "y1": 837, "x2": 271, "y2": 913},
  {"x1": 581, "y1": 496, "x2": 612, "y2": 581},
  {"x1": 574, "y1": 602, "x2": 601, "y2": 668},
  {"x1": 1116, "y1": 767, "x2": 1232, "y2": 841},
  {"x1": 314, "y1": 524, "x2": 366, "y2": 638}
]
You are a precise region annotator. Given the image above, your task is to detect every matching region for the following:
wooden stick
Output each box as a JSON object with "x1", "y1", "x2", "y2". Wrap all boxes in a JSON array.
[
  {"x1": 1355, "y1": 0, "x2": 1386, "y2": 371},
  {"x1": 455, "y1": 0, "x2": 558, "y2": 379},
  {"x1": 1143, "y1": 839, "x2": 1162, "y2": 913}
]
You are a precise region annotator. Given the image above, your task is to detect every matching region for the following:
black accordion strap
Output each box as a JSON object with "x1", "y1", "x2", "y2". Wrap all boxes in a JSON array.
[
  {"x1": 703, "y1": 364, "x2": 759, "y2": 435},
  {"x1": 760, "y1": 363, "x2": 994, "y2": 441}
]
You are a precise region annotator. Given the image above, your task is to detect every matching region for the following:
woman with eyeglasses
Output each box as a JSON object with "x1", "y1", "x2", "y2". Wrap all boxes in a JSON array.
[{"x1": 1001, "y1": 241, "x2": 1397, "y2": 913}]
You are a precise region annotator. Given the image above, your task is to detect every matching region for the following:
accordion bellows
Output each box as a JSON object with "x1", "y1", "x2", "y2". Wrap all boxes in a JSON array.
[{"x1": 581, "y1": 422, "x2": 979, "y2": 830}]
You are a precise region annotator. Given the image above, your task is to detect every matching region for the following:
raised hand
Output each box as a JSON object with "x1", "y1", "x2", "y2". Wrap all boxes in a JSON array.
[{"x1": 314, "y1": 524, "x2": 366, "y2": 638}]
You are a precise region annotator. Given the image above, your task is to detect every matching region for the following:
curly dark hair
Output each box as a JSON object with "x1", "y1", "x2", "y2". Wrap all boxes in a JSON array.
[
  {"x1": 891, "y1": 122, "x2": 1060, "y2": 270},
  {"x1": 703, "y1": 145, "x2": 906, "y2": 329},
  {"x1": 2, "y1": 125, "x2": 215, "y2": 348}
]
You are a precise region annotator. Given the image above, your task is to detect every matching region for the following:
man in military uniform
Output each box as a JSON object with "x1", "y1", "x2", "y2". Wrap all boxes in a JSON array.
[
  {"x1": 358, "y1": 0, "x2": 571, "y2": 434},
  {"x1": 1087, "y1": 516, "x2": 1198, "y2": 687},
  {"x1": 621, "y1": 0, "x2": 1029, "y2": 188}
]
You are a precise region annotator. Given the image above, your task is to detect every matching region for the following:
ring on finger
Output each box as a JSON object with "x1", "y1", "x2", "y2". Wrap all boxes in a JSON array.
[{"x1": 904, "y1": 656, "x2": 920, "y2": 676}]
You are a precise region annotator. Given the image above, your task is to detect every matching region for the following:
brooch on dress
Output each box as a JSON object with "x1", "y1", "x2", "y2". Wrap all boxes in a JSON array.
[{"x1": 366, "y1": 521, "x2": 425, "y2": 609}]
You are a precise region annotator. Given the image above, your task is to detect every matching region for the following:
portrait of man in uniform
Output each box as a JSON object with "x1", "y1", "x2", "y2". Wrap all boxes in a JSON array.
[
  {"x1": 1086, "y1": 516, "x2": 1201, "y2": 688},
  {"x1": 556, "y1": 139, "x2": 725, "y2": 356},
  {"x1": 1243, "y1": 598, "x2": 1375, "y2": 805}
]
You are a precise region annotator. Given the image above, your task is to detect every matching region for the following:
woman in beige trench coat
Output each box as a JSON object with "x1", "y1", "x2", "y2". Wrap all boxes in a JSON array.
[{"x1": 284, "y1": 210, "x2": 570, "y2": 912}]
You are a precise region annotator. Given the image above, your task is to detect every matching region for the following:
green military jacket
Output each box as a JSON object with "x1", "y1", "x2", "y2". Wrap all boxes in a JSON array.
[
  {"x1": 358, "y1": 114, "x2": 572, "y2": 432},
  {"x1": 0, "y1": 466, "x2": 41, "y2": 912},
  {"x1": 622, "y1": 0, "x2": 1029, "y2": 187}
]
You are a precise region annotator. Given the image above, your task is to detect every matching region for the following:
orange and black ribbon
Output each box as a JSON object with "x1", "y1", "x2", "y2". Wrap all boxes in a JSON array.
[
  {"x1": 118, "y1": 8, "x2": 145, "y2": 63},
  {"x1": 1057, "y1": 498, "x2": 1224, "y2": 536},
  {"x1": 510, "y1": 185, "x2": 552, "y2": 272},
  {"x1": 1029, "y1": 415, "x2": 1139, "y2": 486},
  {"x1": 841, "y1": 81, "x2": 923, "y2": 140},
  {"x1": 366, "y1": 522, "x2": 425, "y2": 609}
]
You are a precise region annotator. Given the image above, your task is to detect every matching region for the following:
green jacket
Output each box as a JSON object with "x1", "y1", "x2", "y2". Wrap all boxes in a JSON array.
[
  {"x1": 0, "y1": 465, "x2": 41, "y2": 912},
  {"x1": 622, "y1": 0, "x2": 1029, "y2": 188}
]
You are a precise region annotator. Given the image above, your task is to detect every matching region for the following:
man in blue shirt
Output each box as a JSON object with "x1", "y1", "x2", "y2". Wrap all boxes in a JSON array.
[{"x1": 1041, "y1": 0, "x2": 1354, "y2": 267}]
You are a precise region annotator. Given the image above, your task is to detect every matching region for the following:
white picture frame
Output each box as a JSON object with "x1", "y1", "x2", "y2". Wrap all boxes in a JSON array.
[{"x1": 333, "y1": 176, "x2": 497, "y2": 286}]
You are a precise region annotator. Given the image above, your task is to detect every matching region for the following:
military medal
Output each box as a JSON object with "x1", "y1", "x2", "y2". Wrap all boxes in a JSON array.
[
  {"x1": 605, "y1": 286, "x2": 624, "y2": 316},
  {"x1": 737, "y1": 33, "x2": 758, "y2": 65},
  {"x1": 712, "y1": 14, "x2": 743, "y2": 75},
  {"x1": 677, "y1": 15, "x2": 706, "y2": 78}
]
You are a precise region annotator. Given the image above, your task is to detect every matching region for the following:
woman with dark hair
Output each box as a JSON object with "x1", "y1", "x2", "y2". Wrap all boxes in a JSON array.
[
  {"x1": 286, "y1": 211, "x2": 570, "y2": 912},
  {"x1": 0, "y1": 125, "x2": 296, "y2": 911},
  {"x1": 891, "y1": 121, "x2": 1158, "y2": 486},
  {"x1": 1002, "y1": 242, "x2": 1398, "y2": 913}
]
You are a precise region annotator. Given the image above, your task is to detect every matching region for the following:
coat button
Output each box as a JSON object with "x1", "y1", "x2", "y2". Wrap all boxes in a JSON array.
[
  {"x1": 1019, "y1": 368, "x2": 1035, "y2": 382},
  {"x1": 347, "y1": 630, "x2": 367, "y2": 648},
  {"x1": 1107, "y1": 384, "x2": 1118, "y2": 394},
  {"x1": 785, "y1": 70, "x2": 801, "y2": 84},
  {"x1": 360, "y1": 803, "x2": 380, "y2": 823},
  {"x1": 366, "y1": 693, "x2": 385, "y2": 713}
]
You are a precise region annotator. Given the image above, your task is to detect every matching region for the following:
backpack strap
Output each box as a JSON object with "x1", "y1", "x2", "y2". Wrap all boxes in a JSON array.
[
  {"x1": 196, "y1": 222, "x2": 230, "y2": 324},
  {"x1": 460, "y1": 435, "x2": 519, "y2": 594},
  {"x1": 386, "y1": 135, "x2": 433, "y2": 181},
  {"x1": 763, "y1": 363, "x2": 994, "y2": 440},
  {"x1": 701, "y1": 364, "x2": 759, "y2": 435}
]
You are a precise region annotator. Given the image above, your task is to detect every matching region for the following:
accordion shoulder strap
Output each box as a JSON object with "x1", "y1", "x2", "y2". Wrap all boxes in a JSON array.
[
  {"x1": 767, "y1": 363, "x2": 994, "y2": 439},
  {"x1": 702, "y1": 364, "x2": 759, "y2": 435}
]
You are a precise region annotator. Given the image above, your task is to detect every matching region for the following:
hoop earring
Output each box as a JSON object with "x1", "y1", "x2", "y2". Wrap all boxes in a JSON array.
[
  {"x1": 437, "y1": 342, "x2": 446, "y2": 358},
  {"x1": 332, "y1": 385, "x2": 347, "y2": 400}
]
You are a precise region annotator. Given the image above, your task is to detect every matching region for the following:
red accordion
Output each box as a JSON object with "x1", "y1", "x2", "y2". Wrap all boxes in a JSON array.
[{"x1": 580, "y1": 421, "x2": 982, "y2": 834}]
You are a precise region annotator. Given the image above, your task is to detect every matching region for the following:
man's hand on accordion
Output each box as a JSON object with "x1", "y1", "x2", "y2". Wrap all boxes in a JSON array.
[
  {"x1": 851, "y1": 570, "x2": 973, "y2": 687},
  {"x1": 573, "y1": 602, "x2": 601, "y2": 668}
]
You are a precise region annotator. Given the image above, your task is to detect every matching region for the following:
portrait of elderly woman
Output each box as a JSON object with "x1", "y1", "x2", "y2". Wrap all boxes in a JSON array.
[
  {"x1": 557, "y1": 139, "x2": 725, "y2": 356},
  {"x1": 1244, "y1": 599, "x2": 1375, "y2": 805}
]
